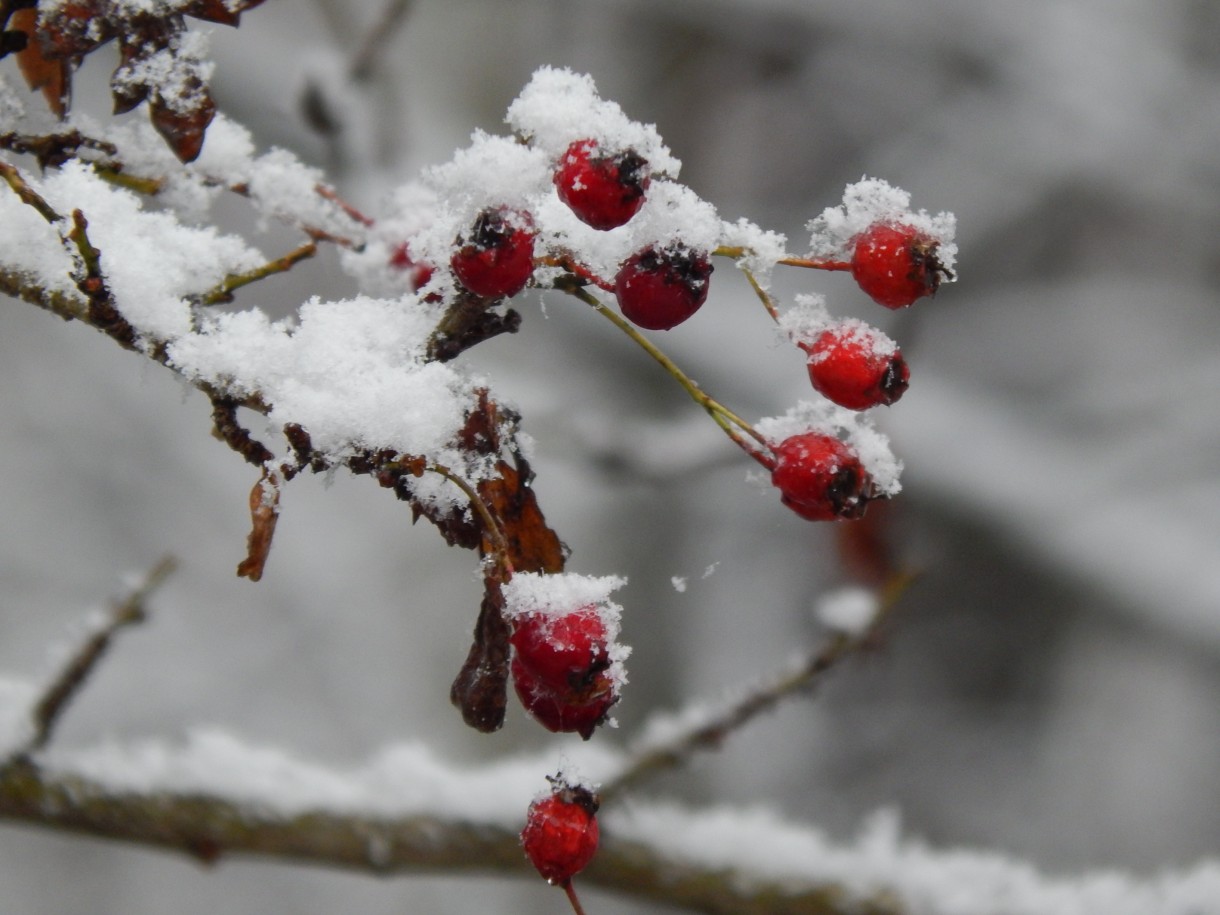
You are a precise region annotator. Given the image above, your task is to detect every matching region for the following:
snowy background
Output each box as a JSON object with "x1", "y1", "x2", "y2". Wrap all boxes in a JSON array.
[{"x1": 1, "y1": 0, "x2": 1219, "y2": 912}]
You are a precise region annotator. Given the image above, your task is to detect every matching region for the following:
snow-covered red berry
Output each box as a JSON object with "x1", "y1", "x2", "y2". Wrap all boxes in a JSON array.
[
  {"x1": 450, "y1": 207, "x2": 536, "y2": 299},
  {"x1": 511, "y1": 606, "x2": 608, "y2": 694},
  {"x1": 803, "y1": 321, "x2": 909, "y2": 410},
  {"x1": 554, "y1": 138, "x2": 651, "y2": 230},
  {"x1": 521, "y1": 778, "x2": 600, "y2": 886},
  {"x1": 511, "y1": 658, "x2": 617, "y2": 740},
  {"x1": 614, "y1": 245, "x2": 713, "y2": 330},
  {"x1": 850, "y1": 222, "x2": 951, "y2": 309},
  {"x1": 770, "y1": 432, "x2": 874, "y2": 522},
  {"x1": 389, "y1": 241, "x2": 435, "y2": 293}
]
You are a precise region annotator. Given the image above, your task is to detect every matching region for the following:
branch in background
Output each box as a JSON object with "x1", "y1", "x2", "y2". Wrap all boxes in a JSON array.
[
  {"x1": 350, "y1": 0, "x2": 414, "y2": 83},
  {"x1": 599, "y1": 570, "x2": 917, "y2": 802},
  {"x1": 22, "y1": 556, "x2": 178, "y2": 754},
  {"x1": 0, "y1": 753, "x2": 901, "y2": 915}
]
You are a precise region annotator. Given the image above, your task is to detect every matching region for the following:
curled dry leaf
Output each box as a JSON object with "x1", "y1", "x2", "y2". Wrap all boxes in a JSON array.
[
  {"x1": 9, "y1": 10, "x2": 70, "y2": 119},
  {"x1": 236, "y1": 469, "x2": 280, "y2": 582}
]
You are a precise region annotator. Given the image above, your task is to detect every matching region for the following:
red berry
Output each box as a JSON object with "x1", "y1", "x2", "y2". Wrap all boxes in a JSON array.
[
  {"x1": 803, "y1": 322, "x2": 909, "y2": 410},
  {"x1": 511, "y1": 607, "x2": 609, "y2": 693},
  {"x1": 521, "y1": 779, "x2": 600, "y2": 886},
  {"x1": 512, "y1": 657, "x2": 617, "y2": 740},
  {"x1": 450, "y1": 207, "x2": 536, "y2": 299},
  {"x1": 849, "y1": 222, "x2": 951, "y2": 309},
  {"x1": 554, "y1": 138, "x2": 650, "y2": 230},
  {"x1": 614, "y1": 245, "x2": 713, "y2": 330},
  {"x1": 770, "y1": 432, "x2": 873, "y2": 522},
  {"x1": 389, "y1": 241, "x2": 435, "y2": 293}
]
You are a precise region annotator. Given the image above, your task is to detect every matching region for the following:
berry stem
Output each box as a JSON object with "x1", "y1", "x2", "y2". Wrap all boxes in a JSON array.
[
  {"x1": 199, "y1": 242, "x2": 318, "y2": 305},
  {"x1": 739, "y1": 265, "x2": 781, "y2": 324},
  {"x1": 424, "y1": 461, "x2": 515, "y2": 578},
  {"x1": 563, "y1": 880, "x2": 590, "y2": 915},
  {"x1": 541, "y1": 255, "x2": 616, "y2": 293},
  {"x1": 559, "y1": 281, "x2": 772, "y2": 464},
  {"x1": 713, "y1": 245, "x2": 851, "y2": 272}
]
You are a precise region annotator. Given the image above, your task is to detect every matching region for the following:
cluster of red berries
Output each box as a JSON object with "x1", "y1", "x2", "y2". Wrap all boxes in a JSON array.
[
  {"x1": 521, "y1": 775, "x2": 600, "y2": 887},
  {"x1": 769, "y1": 221, "x2": 950, "y2": 523},
  {"x1": 387, "y1": 124, "x2": 953, "y2": 533},
  {"x1": 510, "y1": 605, "x2": 618, "y2": 740},
  {"x1": 394, "y1": 136, "x2": 721, "y2": 333}
]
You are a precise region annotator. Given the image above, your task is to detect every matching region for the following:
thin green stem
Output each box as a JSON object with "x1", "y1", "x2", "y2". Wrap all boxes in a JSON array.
[
  {"x1": 67, "y1": 210, "x2": 102, "y2": 278},
  {"x1": 0, "y1": 160, "x2": 62, "y2": 223},
  {"x1": 741, "y1": 266, "x2": 781, "y2": 323},
  {"x1": 714, "y1": 245, "x2": 850, "y2": 272},
  {"x1": 559, "y1": 280, "x2": 770, "y2": 459},
  {"x1": 424, "y1": 461, "x2": 514, "y2": 578},
  {"x1": 200, "y1": 242, "x2": 318, "y2": 305}
]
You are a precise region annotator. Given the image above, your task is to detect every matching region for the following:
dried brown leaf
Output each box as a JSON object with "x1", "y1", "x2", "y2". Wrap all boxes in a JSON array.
[
  {"x1": 236, "y1": 470, "x2": 280, "y2": 582},
  {"x1": 9, "y1": 10, "x2": 70, "y2": 119}
]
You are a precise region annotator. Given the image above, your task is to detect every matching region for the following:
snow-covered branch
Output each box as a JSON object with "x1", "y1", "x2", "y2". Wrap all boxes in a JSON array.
[{"x1": 2, "y1": 734, "x2": 1216, "y2": 915}]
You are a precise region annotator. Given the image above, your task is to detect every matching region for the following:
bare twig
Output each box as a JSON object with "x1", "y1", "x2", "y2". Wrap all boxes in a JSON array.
[
  {"x1": 599, "y1": 570, "x2": 917, "y2": 802},
  {"x1": 24, "y1": 556, "x2": 178, "y2": 753},
  {"x1": 0, "y1": 158, "x2": 61, "y2": 222},
  {"x1": 350, "y1": 0, "x2": 414, "y2": 82},
  {"x1": 199, "y1": 242, "x2": 318, "y2": 305}
]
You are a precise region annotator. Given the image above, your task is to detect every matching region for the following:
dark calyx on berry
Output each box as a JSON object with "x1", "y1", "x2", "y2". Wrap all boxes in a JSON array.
[
  {"x1": 521, "y1": 778, "x2": 601, "y2": 886},
  {"x1": 450, "y1": 206, "x2": 536, "y2": 299},
  {"x1": 554, "y1": 138, "x2": 651, "y2": 230},
  {"x1": 512, "y1": 658, "x2": 617, "y2": 740},
  {"x1": 805, "y1": 323, "x2": 910, "y2": 410},
  {"x1": 850, "y1": 222, "x2": 953, "y2": 309},
  {"x1": 770, "y1": 432, "x2": 875, "y2": 522},
  {"x1": 614, "y1": 244, "x2": 713, "y2": 330}
]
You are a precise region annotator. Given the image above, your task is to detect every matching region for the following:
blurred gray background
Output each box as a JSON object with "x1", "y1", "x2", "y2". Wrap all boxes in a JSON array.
[{"x1": 2, "y1": 0, "x2": 1219, "y2": 911}]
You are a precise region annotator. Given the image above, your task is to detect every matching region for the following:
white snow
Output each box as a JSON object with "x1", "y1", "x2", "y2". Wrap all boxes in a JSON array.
[
  {"x1": 756, "y1": 400, "x2": 903, "y2": 497},
  {"x1": 23, "y1": 724, "x2": 1220, "y2": 915},
  {"x1": 806, "y1": 177, "x2": 958, "y2": 276},
  {"x1": 814, "y1": 586, "x2": 880, "y2": 635},
  {"x1": 807, "y1": 319, "x2": 900, "y2": 364},
  {"x1": 505, "y1": 66, "x2": 681, "y2": 177}
]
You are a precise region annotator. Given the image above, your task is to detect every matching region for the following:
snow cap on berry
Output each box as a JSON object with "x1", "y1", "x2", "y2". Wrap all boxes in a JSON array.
[
  {"x1": 806, "y1": 177, "x2": 957, "y2": 277},
  {"x1": 339, "y1": 181, "x2": 445, "y2": 299},
  {"x1": 506, "y1": 66, "x2": 680, "y2": 177},
  {"x1": 777, "y1": 293, "x2": 834, "y2": 349},
  {"x1": 409, "y1": 132, "x2": 549, "y2": 287},
  {"x1": 806, "y1": 318, "x2": 900, "y2": 364},
  {"x1": 756, "y1": 400, "x2": 903, "y2": 498},
  {"x1": 503, "y1": 571, "x2": 631, "y2": 682}
]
